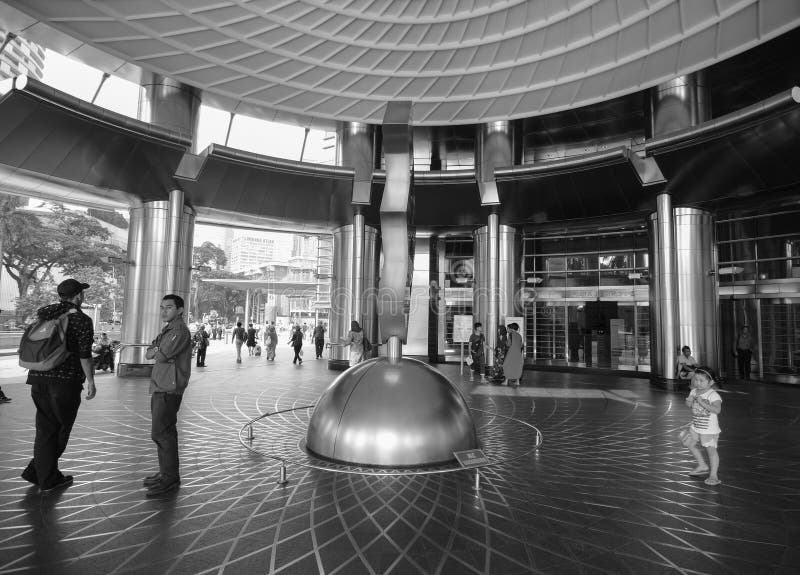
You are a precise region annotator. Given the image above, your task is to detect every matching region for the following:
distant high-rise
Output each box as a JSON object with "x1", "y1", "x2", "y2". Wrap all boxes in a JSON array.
[
  {"x1": 0, "y1": 31, "x2": 45, "y2": 80},
  {"x1": 230, "y1": 233, "x2": 275, "y2": 275}
]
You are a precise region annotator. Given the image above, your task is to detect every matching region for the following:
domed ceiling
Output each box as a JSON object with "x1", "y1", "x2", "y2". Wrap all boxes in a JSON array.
[{"x1": 2, "y1": 0, "x2": 799, "y2": 127}]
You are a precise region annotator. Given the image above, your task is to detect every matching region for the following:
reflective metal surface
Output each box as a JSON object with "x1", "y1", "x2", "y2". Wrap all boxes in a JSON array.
[
  {"x1": 474, "y1": 223, "x2": 520, "y2": 364},
  {"x1": 138, "y1": 74, "x2": 200, "y2": 145},
  {"x1": 378, "y1": 101, "x2": 414, "y2": 343},
  {"x1": 648, "y1": 194, "x2": 679, "y2": 382},
  {"x1": 675, "y1": 208, "x2": 719, "y2": 371},
  {"x1": 119, "y1": 196, "x2": 194, "y2": 366},
  {"x1": 649, "y1": 72, "x2": 710, "y2": 138},
  {"x1": 337, "y1": 122, "x2": 374, "y2": 205},
  {"x1": 351, "y1": 213, "x2": 365, "y2": 329},
  {"x1": 329, "y1": 224, "x2": 379, "y2": 366},
  {"x1": 476, "y1": 121, "x2": 514, "y2": 206},
  {"x1": 306, "y1": 357, "x2": 478, "y2": 466}
]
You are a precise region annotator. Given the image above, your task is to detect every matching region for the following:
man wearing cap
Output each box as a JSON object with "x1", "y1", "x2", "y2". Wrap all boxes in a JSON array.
[{"x1": 21, "y1": 278, "x2": 96, "y2": 494}]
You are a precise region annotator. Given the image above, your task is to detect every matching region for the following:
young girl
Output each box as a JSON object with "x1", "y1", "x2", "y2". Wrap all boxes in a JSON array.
[{"x1": 682, "y1": 366, "x2": 723, "y2": 485}]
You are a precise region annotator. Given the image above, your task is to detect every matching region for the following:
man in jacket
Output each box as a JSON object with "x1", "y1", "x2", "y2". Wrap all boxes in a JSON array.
[
  {"x1": 21, "y1": 278, "x2": 97, "y2": 494},
  {"x1": 144, "y1": 294, "x2": 192, "y2": 496},
  {"x1": 193, "y1": 324, "x2": 209, "y2": 367}
]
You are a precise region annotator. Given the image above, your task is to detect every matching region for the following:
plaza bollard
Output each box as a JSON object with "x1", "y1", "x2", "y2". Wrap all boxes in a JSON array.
[
  {"x1": 246, "y1": 424, "x2": 254, "y2": 441},
  {"x1": 277, "y1": 462, "x2": 289, "y2": 485}
]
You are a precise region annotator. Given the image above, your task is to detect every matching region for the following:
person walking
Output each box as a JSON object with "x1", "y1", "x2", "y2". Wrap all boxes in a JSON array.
[
  {"x1": 734, "y1": 326, "x2": 753, "y2": 380},
  {"x1": 347, "y1": 320, "x2": 364, "y2": 365},
  {"x1": 288, "y1": 325, "x2": 304, "y2": 364},
  {"x1": 21, "y1": 278, "x2": 97, "y2": 494},
  {"x1": 143, "y1": 294, "x2": 192, "y2": 497},
  {"x1": 504, "y1": 323, "x2": 524, "y2": 387},
  {"x1": 265, "y1": 321, "x2": 278, "y2": 361},
  {"x1": 246, "y1": 323, "x2": 257, "y2": 356},
  {"x1": 232, "y1": 322, "x2": 246, "y2": 363},
  {"x1": 313, "y1": 322, "x2": 326, "y2": 359},
  {"x1": 193, "y1": 324, "x2": 209, "y2": 367}
]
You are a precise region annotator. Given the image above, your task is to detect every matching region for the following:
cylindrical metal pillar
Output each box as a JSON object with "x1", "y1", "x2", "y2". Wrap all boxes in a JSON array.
[
  {"x1": 119, "y1": 198, "x2": 195, "y2": 369},
  {"x1": 337, "y1": 122, "x2": 375, "y2": 205},
  {"x1": 648, "y1": 194, "x2": 679, "y2": 383},
  {"x1": 648, "y1": 72, "x2": 710, "y2": 138},
  {"x1": 352, "y1": 212, "x2": 365, "y2": 326},
  {"x1": 329, "y1": 223, "x2": 379, "y2": 369},
  {"x1": 473, "y1": 223, "x2": 520, "y2": 369},
  {"x1": 675, "y1": 208, "x2": 718, "y2": 372},
  {"x1": 244, "y1": 289, "x2": 252, "y2": 326},
  {"x1": 139, "y1": 74, "x2": 201, "y2": 145}
]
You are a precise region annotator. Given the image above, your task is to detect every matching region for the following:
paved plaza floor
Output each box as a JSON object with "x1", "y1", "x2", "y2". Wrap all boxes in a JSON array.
[{"x1": 1, "y1": 342, "x2": 798, "y2": 574}]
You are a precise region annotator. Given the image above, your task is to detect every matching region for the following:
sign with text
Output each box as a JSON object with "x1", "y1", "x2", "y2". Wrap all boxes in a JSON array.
[
  {"x1": 453, "y1": 315, "x2": 473, "y2": 343},
  {"x1": 454, "y1": 449, "x2": 489, "y2": 468}
]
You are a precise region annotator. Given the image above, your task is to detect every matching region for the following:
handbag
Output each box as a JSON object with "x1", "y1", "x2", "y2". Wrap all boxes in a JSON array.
[{"x1": 465, "y1": 355, "x2": 474, "y2": 366}]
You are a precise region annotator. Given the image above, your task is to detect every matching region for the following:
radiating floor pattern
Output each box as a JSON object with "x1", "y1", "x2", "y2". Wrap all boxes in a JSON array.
[{"x1": 1, "y1": 344, "x2": 798, "y2": 575}]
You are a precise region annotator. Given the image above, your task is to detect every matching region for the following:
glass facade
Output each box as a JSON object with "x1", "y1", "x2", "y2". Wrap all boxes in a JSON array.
[
  {"x1": 522, "y1": 229, "x2": 651, "y2": 371},
  {"x1": 718, "y1": 209, "x2": 800, "y2": 381}
]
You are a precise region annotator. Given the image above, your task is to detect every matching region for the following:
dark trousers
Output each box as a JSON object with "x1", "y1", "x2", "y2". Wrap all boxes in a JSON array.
[
  {"x1": 196, "y1": 347, "x2": 206, "y2": 366},
  {"x1": 315, "y1": 338, "x2": 324, "y2": 358},
  {"x1": 293, "y1": 346, "x2": 302, "y2": 363},
  {"x1": 25, "y1": 381, "x2": 82, "y2": 489},
  {"x1": 737, "y1": 348, "x2": 752, "y2": 379},
  {"x1": 151, "y1": 392, "x2": 183, "y2": 481}
]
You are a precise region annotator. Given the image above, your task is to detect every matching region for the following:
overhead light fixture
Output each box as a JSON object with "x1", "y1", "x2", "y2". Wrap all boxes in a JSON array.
[
  {"x1": 627, "y1": 272, "x2": 641, "y2": 280},
  {"x1": 526, "y1": 276, "x2": 543, "y2": 284}
]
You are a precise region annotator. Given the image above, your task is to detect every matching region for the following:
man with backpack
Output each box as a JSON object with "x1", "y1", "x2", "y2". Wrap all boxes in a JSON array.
[{"x1": 20, "y1": 278, "x2": 96, "y2": 494}]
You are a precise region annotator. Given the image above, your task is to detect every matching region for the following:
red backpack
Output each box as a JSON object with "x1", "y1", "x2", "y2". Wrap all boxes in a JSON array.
[{"x1": 18, "y1": 309, "x2": 75, "y2": 371}]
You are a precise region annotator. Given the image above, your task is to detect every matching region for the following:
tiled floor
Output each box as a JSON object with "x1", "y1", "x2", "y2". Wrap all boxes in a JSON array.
[{"x1": 1, "y1": 343, "x2": 798, "y2": 574}]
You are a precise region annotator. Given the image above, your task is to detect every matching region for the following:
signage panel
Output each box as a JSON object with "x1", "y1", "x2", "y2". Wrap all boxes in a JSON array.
[
  {"x1": 454, "y1": 449, "x2": 489, "y2": 468},
  {"x1": 453, "y1": 314, "x2": 473, "y2": 343}
]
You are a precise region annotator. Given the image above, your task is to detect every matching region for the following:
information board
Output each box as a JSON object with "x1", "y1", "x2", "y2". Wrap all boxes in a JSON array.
[
  {"x1": 453, "y1": 315, "x2": 473, "y2": 343},
  {"x1": 453, "y1": 449, "x2": 489, "y2": 468}
]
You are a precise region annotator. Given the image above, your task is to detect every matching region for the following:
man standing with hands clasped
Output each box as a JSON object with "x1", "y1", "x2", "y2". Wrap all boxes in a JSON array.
[{"x1": 144, "y1": 294, "x2": 192, "y2": 497}]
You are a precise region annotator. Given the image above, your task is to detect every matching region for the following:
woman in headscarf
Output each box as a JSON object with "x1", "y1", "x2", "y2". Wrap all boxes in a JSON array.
[
  {"x1": 504, "y1": 323, "x2": 524, "y2": 387},
  {"x1": 347, "y1": 320, "x2": 364, "y2": 365},
  {"x1": 265, "y1": 321, "x2": 278, "y2": 361},
  {"x1": 492, "y1": 324, "x2": 509, "y2": 383},
  {"x1": 287, "y1": 325, "x2": 303, "y2": 364}
]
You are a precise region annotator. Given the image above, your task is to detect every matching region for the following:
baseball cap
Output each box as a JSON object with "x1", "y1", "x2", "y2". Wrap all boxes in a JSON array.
[{"x1": 57, "y1": 278, "x2": 90, "y2": 298}]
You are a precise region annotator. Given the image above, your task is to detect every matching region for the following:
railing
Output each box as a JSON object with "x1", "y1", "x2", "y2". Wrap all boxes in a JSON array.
[{"x1": 115, "y1": 343, "x2": 151, "y2": 375}]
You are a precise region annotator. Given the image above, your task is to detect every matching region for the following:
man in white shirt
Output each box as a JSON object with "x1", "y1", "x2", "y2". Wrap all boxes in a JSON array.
[{"x1": 676, "y1": 345, "x2": 697, "y2": 380}]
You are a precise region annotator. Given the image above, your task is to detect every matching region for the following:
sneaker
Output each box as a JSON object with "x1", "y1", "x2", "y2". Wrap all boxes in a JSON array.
[
  {"x1": 146, "y1": 478, "x2": 180, "y2": 497},
  {"x1": 40, "y1": 475, "x2": 73, "y2": 495},
  {"x1": 0, "y1": 395, "x2": 10, "y2": 403},
  {"x1": 142, "y1": 472, "x2": 162, "y2": 487}
]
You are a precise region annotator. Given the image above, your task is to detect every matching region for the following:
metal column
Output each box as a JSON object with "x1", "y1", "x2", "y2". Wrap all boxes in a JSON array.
[{"x1": 648, "y1": 193, "x2": 679, "y2": 384}]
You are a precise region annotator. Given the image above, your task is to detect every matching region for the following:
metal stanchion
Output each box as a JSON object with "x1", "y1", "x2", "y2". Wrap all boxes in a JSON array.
[
  {"x1": 277, "y1": 462, "x2": 289, "y2": 485},
  {"x1": 474, "y1": 469, "x2": 480, "y2": 491},
  {"x1": 246, "y1": 424, "x2": 254, "y2": 441}
]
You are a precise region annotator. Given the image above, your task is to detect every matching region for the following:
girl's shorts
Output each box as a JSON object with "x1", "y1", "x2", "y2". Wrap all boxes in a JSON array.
[{"x1": 689, "y1": 428, "x2": 719, "y2": 448}]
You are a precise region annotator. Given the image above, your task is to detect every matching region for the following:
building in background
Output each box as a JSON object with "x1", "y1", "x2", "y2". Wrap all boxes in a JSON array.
[{"x1": 0, "y1": 30, "x2": 45, "y2": 80}]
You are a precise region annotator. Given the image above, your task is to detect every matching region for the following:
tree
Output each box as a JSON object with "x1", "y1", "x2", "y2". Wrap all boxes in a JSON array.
[
  {"x1": 2, "y1": 204, "x2": 116, "y2": 297},
  {"x1": 193, "y1": 269, "x2": 246, "y2": 321},
  {"x1": 193, "y1": 241, "x2": 227, "y2": 270}
]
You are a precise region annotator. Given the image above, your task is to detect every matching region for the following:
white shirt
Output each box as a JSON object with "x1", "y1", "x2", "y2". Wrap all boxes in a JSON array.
[{"x1": 689, "y1": 388, "x2": 722, "y2": 434}]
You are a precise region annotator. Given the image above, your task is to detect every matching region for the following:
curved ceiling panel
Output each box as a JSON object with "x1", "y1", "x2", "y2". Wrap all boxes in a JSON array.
[{"x1": 3, "y1": 0, "x2": 800, "y2": 127}]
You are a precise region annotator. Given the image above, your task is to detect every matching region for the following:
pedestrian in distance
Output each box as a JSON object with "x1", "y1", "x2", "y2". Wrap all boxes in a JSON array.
[
  {"x1": 143, "y1": 294, "x2": 192, "y2": 497},
  {"x1": 468, "y1": 322, "x2": 487, "y2": 382},
  {"x1": 193, "y1": 324, "x2": 209, "y2": 367},
  {"x1": 232, "y1": 322, "x2": 246, "y2": 364},
  {"x1": 347, "y1": 320, "x2": 364, "y2": 365},
  {"x1": 734, "y1": 325, "x2": 753, "y2": 380},
  {"x1": 313, "y1": 322, "x2": 326, "y2": 359},
  {"x1": 265, "y1": 321, "x2": 278, "y2": 361},
  {"x1": 20, "y1": 278, "x2": 97, "y2": 494},
  {"x1": 504, "y1": 323, "x2": 524, "y2": 387},
  {"x1": 246, "y1": 323, "x2": 257, "y2": 356},
  {"x1": 680, "y1": 366, "x2": 723, "y2": 486},
  {"x1": 288, "y1": 325, "x2": 304, "y2": 364}
]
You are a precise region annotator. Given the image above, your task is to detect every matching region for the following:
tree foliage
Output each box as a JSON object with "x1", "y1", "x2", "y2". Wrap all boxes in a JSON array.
[
  {"x1": 193, "y1": 269, "x2": 246, "y2": 321},
  {"x1": 193, "y1": 241, "x2": 228, "y2": 270},
  {"x1": 2, "y1": 204, "x2": 119, "y2": 297}
]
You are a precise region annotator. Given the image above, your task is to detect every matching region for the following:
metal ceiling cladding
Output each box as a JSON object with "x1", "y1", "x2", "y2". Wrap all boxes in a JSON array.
[{"x1": 4, "y1": 0, "x2": 799, "y2": 126}]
